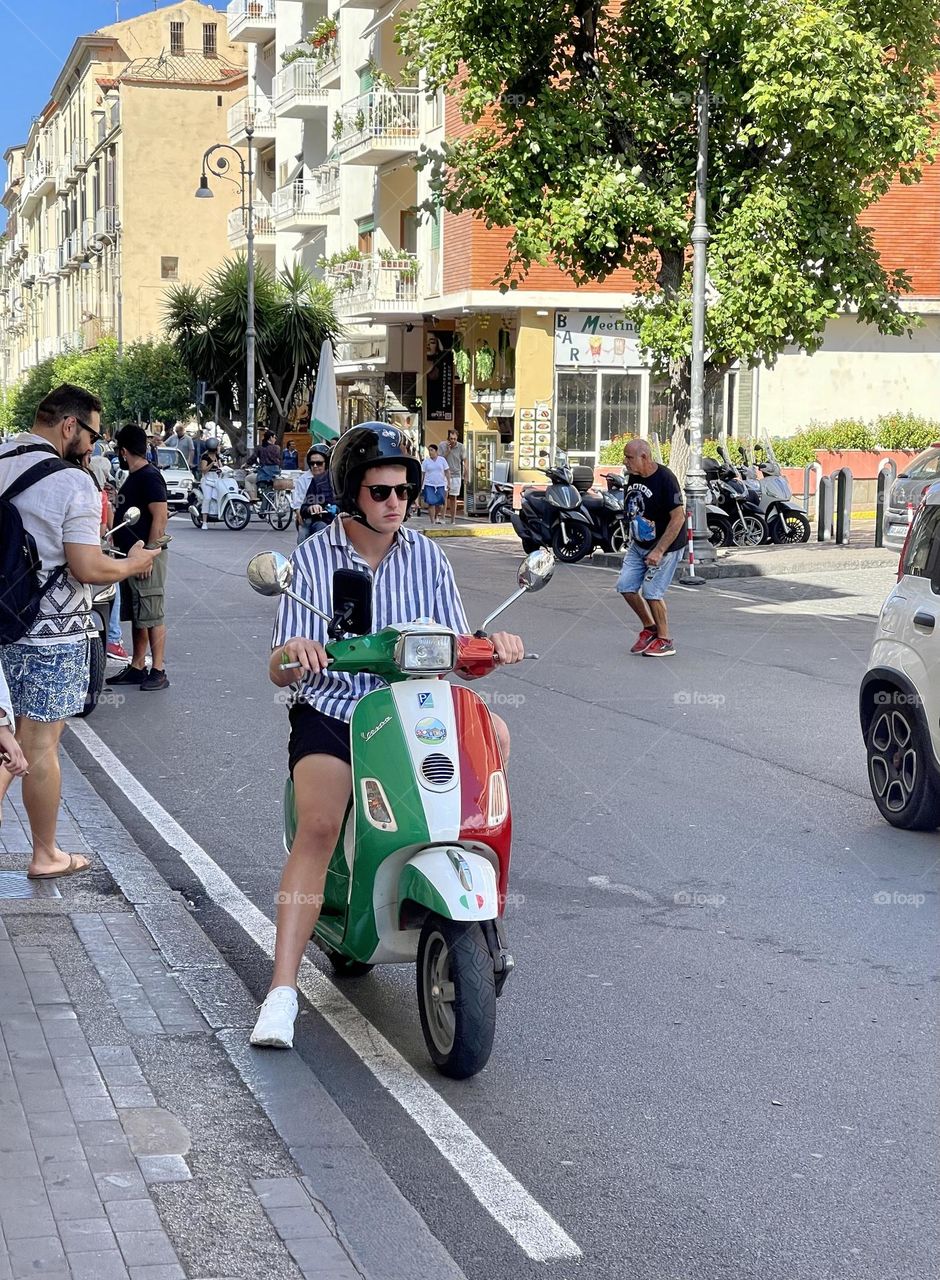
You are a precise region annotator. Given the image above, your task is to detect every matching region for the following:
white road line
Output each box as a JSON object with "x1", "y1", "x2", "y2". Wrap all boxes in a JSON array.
[{"x1": 69, "y1": 719, "x2": 581, "y2": 1264}]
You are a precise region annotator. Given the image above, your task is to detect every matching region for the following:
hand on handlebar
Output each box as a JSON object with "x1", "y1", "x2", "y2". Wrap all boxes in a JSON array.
[
  {"x1": 490, "y1": 631, "x2": 525, "y2": 664},
  {"x1": 276, "y1": 637, "x2": 331, "y2": 677}
]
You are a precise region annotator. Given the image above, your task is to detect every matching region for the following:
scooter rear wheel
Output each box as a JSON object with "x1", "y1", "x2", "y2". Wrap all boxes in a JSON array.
[
  {"x1": 189, "y1": 507, "x2": 203, "y2": 529},
  {"x1": 417, "y1": 915, "x2": 496, "y2": 1079}
]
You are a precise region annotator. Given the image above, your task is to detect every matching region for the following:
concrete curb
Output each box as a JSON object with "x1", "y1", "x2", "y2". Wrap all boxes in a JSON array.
[
  {"x1": 422, "y1": 523, "x2": 516, "y2": 539},
  {"x1": 55, "y1": 747, "x2": 469, "y2": 1280},
  {"x1": 586, "y1": 546, "x2": 898, "y2": 578}
]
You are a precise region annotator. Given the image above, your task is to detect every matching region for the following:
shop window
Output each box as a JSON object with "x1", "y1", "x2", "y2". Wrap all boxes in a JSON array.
[
  {"x1": 600, "y1": 373, "x2": 641, "y2": 441},
  {"x1": 170, "y1": 21, "x2": 185, "y2": 56},
  {"x1": 556, "y1": 372, "x2": 596, "y2": 455},
  {"x1": 203, "y1": 23, "x2": 218, "y2": 58},
  {"x1": 651, "y1": 375, "x2": 726, "y2": 441}
]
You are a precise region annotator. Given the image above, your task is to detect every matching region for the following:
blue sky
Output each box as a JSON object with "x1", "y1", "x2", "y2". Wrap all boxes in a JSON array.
[{"x1": 0, "y1": 1, "x2": 225, "y2": 154}]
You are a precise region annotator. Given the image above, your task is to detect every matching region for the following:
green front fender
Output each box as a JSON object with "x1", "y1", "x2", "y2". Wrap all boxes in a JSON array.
[{"x1": 399, "y1": 849, "x2": 499, "y2": 925}]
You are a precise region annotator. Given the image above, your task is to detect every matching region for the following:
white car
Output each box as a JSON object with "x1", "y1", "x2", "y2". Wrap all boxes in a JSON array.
[
  {"x1": 117, "y1": 446, "x2": 193, "y2": 510},
  {"x1": 860, "y1": 481, "x2": 940, "y2": 829}
]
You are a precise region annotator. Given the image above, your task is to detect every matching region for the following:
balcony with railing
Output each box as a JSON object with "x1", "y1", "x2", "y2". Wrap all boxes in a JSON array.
[
  {"x1": 273, "y1": 167, "x2": 340, "y2": 231},
  {"x1": 21, "y1": 158, "x2": 57, "y2": 211},
  {"x1": 94, "y1": 206, "x2": 120, "y2": 240},
  {"x1": 59, "y1": 331, "x2": 83, "y2": 354},
  {"x1": 226, "y1": 199, "x2": 276, "y2": 248},
  {"x1": 227, "y1": 96, "x2": 276, "y2": 144},
  {"x1": 327, "y1": 254, "x2": 420, "y2": 319},
  {"x1": 333, "y1": 89, "x2": 421, "y2": 165},
  {"x1": 55, "y1": 161, "x2": 70, "y2": 194},
  {"x1": 314, "y1": 37, "x2": 341, "y2": 89},
  {"x1": 226, "y1": 0, "x2": 276, "y2": 43},
  {"x1": 273, "y1": 60, "x2": 332, "y2": 118}
]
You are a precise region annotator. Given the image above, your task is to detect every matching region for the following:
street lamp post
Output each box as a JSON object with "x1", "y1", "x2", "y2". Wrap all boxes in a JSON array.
[
  {"x1": 195, "y1": 122, "x2": 256, "y2": 452},
  {"x1": 684, "y1": 57, "x2": 715, "y2": 568}
]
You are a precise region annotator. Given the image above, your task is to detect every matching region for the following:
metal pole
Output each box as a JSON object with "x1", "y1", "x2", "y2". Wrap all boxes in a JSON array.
[
  {"x1": 684, "y1": 57, "x2": 714, "y2": 568},
  {"x1": 245, "y1": 124, "x2": 256, "y2": 455}
]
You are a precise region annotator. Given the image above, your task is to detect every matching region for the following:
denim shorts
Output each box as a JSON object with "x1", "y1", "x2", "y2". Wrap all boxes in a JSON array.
[
  {"x1": 0, "y1": 640, "x2": 89, "y2": 722},
  {"x1": 616, "y1": 543, "x2": 683, "y2": 601},
  {"x1": 423, "y1": 484, "x2": 445, "y2": 507}
]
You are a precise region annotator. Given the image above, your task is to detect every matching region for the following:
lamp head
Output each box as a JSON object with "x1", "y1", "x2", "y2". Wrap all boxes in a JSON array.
[{"x1": 195, "y1": 175, "x2": 213, "y2": 199}]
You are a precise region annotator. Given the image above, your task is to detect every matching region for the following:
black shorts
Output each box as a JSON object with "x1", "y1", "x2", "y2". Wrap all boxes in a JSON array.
[{"x1": 288, "y1": 702, "x2": 352, "y2": 774}]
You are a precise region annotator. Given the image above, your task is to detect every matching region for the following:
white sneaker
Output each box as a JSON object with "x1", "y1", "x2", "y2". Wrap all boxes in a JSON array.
[
  {"x1": 201, "y1": 521, "x2": 208, "y2": 530},
  {"x1": 250, "y1": 986, "x2": 298, "y2": 1048}
]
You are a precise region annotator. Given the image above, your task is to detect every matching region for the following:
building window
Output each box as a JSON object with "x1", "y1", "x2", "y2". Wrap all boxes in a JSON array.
[
  {"x1": 556, "y1": 372, "x2": 596, "y2": 456},
  {"x1": 600, "y1": 373, "x2": 641, "y2": 441},
  {"x1": 203, "y1": 23, "x2": 217, "y2": 58},
  {"x1": 161, "y1": 256, "x2": 179, "y2": 280},
  {"x1": 356, "y1": 216, "x2": 374, "y2": 256},
  {"x1": 170, "y1": 21, "x2": 185, "y2": 56}
]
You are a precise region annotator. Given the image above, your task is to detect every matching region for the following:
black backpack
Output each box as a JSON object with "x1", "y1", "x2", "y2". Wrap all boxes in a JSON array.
[{"x1": 0, "y1": 443, "x2": 72, "y2": 645}]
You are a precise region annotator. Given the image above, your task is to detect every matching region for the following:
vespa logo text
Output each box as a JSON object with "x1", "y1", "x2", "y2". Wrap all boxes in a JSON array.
[{"x1": 361, "y1": 716, "x2": 392, "y2": 743}]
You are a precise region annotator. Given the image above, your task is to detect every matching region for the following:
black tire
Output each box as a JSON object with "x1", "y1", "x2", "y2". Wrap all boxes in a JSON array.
[
  {"x1": 417, "y1": 916, "x2": 496, "y2": 1079},
  {"x1": 78, "y1": 634, "x2": 104, "y2": 719},
  {"x1": 610, "y1": 523, "x2": 628, "y2": 555},
  {"x1": 731, "y1": 514, "x2": 766, "y2": 547},
  {"x1": 770, "y1": 511, "x2": 811, "y2": 545},
  {"x1": 489, "y1": 503, "x2": 512, "y2": 524},
  {"x1": 189, "y1": 506, "x2": 203, "y2": 529},
  {"x1": 550, "y1": 521, "x2": 593, "y2": 563},
  {"x1": 707, "y1": 515, "x2": 733, "y2": 548},
  {"x1": 866, "y1": 699, "x2": 940, "y2": 831},
  {"x1": 223, "y1": 500, "x2": 251, "y2": 531}
]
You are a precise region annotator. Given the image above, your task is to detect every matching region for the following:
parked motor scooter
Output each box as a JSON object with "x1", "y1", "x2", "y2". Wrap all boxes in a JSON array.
[
  {"x1": 79, "y1": 505, "x2": 140, "y2": 718},
  {"x1": 510, "y1": 463, "x2": 594, "y2": 561},
  {"x1": 488, "y1": 480, "x2": 514, "y2": 524},
  {"x1": 247, "y1": 547, "x2": 554, "y2": 1078},
  {"x1": 731, "y1": 446, "x2": 811, "y2": 544},
  {"x1": 703, "y1": 457, "x2": 767, "y2": 546},
  {"x1": 580, "y1": 473, "x2": 629, "y2": 554},
  {"x1": 188, "y1": 465, "x2": 252, "y2": 530}
]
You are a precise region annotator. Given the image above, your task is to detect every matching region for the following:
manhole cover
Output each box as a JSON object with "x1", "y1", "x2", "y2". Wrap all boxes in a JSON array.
[{"x1": 0, "y1": 871, "x2": 61, "y2": 900}]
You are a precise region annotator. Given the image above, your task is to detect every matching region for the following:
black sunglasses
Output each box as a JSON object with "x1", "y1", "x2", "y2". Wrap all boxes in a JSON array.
[
  {"x1": 309, "y1": 459, "x2": 326, "y2": 467},
  {"x1": 74, "y1": 417, "x2": 102, "y2": 444},
  {"x1": 365, "y1": 483, "x2": 412, "y2": 502}
]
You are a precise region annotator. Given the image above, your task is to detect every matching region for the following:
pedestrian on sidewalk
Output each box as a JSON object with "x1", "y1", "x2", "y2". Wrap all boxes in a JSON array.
[
  {"x1": 0, "y1": 385, "x2": 160, "y2": 876},
  {"x1": 617, "y1": 439, "x2": 687, "y2": 657},
  {"x1": 106, "y1": 424, "x2": 171, "y2": 691},
  {"x1": 440, "y1": 428, "x2": 466, "y2": 525},
  {"x1": 172, "y1": 421, "x2": 194, "y2": 470},
  {"x1": 421, "y1": 443, "x2": 448, "y2": 524}
]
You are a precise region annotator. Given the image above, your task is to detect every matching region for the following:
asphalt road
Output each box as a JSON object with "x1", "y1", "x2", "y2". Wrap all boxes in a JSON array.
[{"x1": 66, "y1": 517, "x2": 939, "y2": 1280}]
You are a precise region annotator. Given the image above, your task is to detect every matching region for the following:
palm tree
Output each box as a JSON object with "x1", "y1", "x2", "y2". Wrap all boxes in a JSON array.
[{"x1": 163, "y1": 256, "x2": 340, "y2": 457}]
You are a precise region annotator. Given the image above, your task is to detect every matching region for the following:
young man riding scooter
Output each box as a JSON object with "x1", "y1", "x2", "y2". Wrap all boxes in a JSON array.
[{"x1": 251, "y1": 424, "x2": 525, "y2": 1049}]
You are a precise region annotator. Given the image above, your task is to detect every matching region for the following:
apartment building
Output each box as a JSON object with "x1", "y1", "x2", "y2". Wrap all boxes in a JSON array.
[
  {"x1": 228, "y1": 1, "x2": 938, "y2": 501},
  {"x1": 0, "y1": 1, "x2": 247, "y2": 393}
]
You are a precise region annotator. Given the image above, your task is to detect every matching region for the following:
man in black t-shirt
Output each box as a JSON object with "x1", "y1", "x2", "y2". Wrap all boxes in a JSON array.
[
  {"x1": 616, "y1": 439, "x2": 687, "y2": 657},
  {"x1": 107, "y1": 425, "x2": 171, "y2": 691}
]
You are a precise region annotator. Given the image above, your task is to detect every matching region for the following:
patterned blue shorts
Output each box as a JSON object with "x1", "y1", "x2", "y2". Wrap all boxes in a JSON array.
[{"x1": 0, "y1": 641, "x2": 89, "y2": 722}]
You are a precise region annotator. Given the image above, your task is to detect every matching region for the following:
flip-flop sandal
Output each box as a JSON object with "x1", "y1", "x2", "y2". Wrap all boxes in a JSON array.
[{"x1": 27, "y1": 854, "x2": 91, "y2": 881}]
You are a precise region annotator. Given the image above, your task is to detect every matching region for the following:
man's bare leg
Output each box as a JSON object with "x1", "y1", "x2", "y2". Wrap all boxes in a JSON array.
[
  {"x1": 648, "y1": 598, "x2": 670, "y2": 639},
  {"x1": 149, "y1": 623, "x2": 167, "y2": 670},
  {"x1": 269, "y1": 754, "x2": 352, "y2": 992},
  {"x1": 18, "y1": 718, "x2": 90, "y2": 875},
  {"x1": 621, "y1": 590, "x2": 655, "y2": 631}
]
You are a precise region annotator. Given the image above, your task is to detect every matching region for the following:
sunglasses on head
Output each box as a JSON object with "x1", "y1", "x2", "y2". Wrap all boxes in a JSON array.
[{"x1": 365, "y1": 483, "x2": 412, "y2": 502}]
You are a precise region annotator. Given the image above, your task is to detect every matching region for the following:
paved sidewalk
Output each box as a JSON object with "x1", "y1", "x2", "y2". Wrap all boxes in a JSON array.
[{"x1": 0, "y1": 772, "x2": 466, "y2": 1280}]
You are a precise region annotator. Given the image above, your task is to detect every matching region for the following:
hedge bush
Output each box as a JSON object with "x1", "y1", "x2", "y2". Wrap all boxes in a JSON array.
[
  {"x1": 771, "y1": 415, "x2": 940, "y2": 467},
  {"x1": 598, "y1": 435, "x2": 721, "y2": 466}
]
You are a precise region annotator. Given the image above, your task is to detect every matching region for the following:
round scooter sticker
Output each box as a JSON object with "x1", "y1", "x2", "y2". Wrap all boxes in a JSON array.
[{"x1": 415, "y1": 717, "x2": 447, "y2": 745}]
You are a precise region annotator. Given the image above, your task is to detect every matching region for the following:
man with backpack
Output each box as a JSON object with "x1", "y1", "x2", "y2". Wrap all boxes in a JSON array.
[{"x1": 0, "y1": 385, "x2": 160, "y2": 879}]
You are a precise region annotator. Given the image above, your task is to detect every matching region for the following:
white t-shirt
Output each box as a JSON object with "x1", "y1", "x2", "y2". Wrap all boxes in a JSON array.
[
  {"x1": 422, "y1": 455, "x2": 449, "y2": 489},
  {"x1": 0, "y1": 433, "x2": 101, "y2": 646}
]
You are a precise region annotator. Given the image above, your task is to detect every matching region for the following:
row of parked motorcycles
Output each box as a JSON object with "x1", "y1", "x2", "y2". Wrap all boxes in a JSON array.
[{"x1": 492, "y1": 447, "x2": 810, "y2": 563}]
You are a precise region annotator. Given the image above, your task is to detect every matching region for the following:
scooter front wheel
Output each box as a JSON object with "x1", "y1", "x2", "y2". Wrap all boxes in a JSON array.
[
  {"x1": 551, "y1": 522, "x2": 593, "y2": 562},
  {"x1": 417, "y1": 916, "x2": 496, "y2": 1079}
]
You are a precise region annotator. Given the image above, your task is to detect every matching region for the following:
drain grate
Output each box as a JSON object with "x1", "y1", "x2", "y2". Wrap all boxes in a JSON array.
[{"x1": 0, "y1": 870, "x2": 61, "y2": 900}]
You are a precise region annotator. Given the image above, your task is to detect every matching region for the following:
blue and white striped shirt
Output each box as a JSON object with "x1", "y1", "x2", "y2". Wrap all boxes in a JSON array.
[{"x1": 271, "y1": 518, "x2": 469, "y2": 722}]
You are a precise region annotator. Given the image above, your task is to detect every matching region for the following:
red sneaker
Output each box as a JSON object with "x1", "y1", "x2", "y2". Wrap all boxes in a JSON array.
[
  {"x1": 106, "y1": 642, "x2": 130, "y2": 660},
  {"x1": 630, "y1": 627, "x2": 658, "y2": 654},
  {"x1": 643, "y1": 636, "x2": 676, "y2": 657}
]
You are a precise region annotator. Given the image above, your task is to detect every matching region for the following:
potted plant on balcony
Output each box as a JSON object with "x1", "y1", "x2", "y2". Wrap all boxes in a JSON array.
[
  {"x1": 308, "y1": 17, "x2": 338, "y2": 48},
  {"x1": 332, "y1": 115, "x2": 345, "y2": 141}
]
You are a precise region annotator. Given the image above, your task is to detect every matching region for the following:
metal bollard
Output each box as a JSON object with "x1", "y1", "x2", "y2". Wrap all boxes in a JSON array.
[
  {"x1": 874, "y1": 458, "x2": 897, "y2": 549},
  {"x1": 816, "y1": 475, "x2": 834, "y2": 541},
  {"x1": 834, "y1": 467, "x2": 854, "y2": 544},
  {"x1": 803, "y1": 462, "x2": 823, "y2": 521}
]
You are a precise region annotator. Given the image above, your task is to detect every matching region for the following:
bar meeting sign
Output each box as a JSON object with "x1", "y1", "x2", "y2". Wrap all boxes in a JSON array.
[{"x1": 554, "y1": 311, "x2": 644, "y2": 370}]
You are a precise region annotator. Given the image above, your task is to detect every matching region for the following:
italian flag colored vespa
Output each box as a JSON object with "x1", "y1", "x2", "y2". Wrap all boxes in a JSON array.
[{"x1": 247, "y1": 547, "x2": 555, "y2": 1079}]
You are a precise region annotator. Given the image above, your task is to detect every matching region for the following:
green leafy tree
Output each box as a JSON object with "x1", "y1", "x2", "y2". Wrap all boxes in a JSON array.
[
  {"x1": 400, "y1": 0, "x2": 940, "y2": 467},
  {"x1": 164, "y1": 256, "x2": 340, "y2": 457},
  {"x1": 116, "y1": 340, "x2": 193, "y2": 426}
]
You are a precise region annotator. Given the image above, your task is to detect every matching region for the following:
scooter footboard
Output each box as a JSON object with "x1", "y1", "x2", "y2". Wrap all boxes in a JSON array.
[{"x1": 399, "y1": 848, "x2": 499, "y2": 925}]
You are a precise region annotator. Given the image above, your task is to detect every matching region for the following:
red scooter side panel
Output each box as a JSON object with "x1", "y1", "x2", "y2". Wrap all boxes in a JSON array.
[{"x1": 451, "y1": 684, "x2": 512, "y2": 909}]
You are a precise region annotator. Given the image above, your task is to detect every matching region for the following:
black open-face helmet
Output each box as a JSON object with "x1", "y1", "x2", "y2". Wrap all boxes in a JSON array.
[
  {"x1": 329, "y1": 423, "x2": 421, "y2": 525},
  {"x1": 305, "y1": 443, "x2": 331, "y2": 467}
]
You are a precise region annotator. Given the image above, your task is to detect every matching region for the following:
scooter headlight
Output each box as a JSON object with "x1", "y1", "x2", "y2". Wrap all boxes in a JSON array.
[{"x1": 395, "y1": 632, "x2": 457, "y2": 674}]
